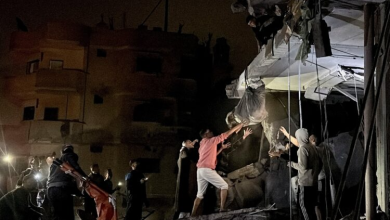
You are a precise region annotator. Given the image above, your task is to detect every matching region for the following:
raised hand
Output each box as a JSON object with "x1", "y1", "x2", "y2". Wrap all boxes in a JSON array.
[
  {"x1": 222, "y1": 142, "x2": 231, "y2": 149},
  {"x1": 279, "y1": 126, "x2": 288, "y2": 136},
  {"x1": 243, "y1": 128, "x2": 253, "y2": 140}
]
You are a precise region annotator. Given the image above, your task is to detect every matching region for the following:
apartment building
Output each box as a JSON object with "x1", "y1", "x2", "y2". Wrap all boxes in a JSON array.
[{"x1": 0, "y1": 21, "x2": 201, "y2": 201}]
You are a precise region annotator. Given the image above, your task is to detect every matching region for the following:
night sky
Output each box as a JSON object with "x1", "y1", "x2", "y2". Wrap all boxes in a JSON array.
[{"x1": 0, "y1": 0, "x2": 258, "y2": 77}]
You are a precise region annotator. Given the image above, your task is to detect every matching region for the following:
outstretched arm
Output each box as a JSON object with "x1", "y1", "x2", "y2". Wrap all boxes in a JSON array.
[
  {"x1": 280, "y1": 126, "x2": 299, "y2": 147},
  {"x1": 222, "y1": 123, "x2": 244, "y2": 138}
]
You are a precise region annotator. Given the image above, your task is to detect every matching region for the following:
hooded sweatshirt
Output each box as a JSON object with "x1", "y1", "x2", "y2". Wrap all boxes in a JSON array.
[{"x1": 290, "y1": 128, "x2": 322, "y2": 186}]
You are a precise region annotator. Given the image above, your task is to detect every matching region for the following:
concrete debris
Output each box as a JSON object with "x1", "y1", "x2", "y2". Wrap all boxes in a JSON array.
[{"x1": 184, "y1": 206, "x2": 291, "y2": 220}]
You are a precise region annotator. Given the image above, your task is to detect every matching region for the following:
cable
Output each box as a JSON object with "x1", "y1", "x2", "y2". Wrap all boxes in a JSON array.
[
  {"x1": 298, "y1": 48, "x2": 303, "y2": 128},
  {"x1": 287, "y1": 38, "x2": 293, "y2": 220},
  {"x1": 141, "y1": 0, "x2": 164, "y2": 26},
  {"x1": 315, "y1": 47, "x2": 325, "y2": 142}
]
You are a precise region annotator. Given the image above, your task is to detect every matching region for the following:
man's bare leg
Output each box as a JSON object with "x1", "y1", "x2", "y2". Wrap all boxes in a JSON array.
[
  {"x1": 220, "y1": 189, "x2": 228, "y2": 212},
  {"x1": 315, "y1": 206, "x2": 322, "y2": 220},
  {"x1": 191, "y1": 197, "x2": 203, "y2": 217}
]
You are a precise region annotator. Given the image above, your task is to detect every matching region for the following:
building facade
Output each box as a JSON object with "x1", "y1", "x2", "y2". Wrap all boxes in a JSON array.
[{"x1": 0, "y1": 21, "x2": 200, "y2": 203}]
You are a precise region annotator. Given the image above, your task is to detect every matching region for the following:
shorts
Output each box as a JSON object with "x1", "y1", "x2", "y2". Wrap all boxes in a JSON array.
[{"x1": 196, "y1": 168, "x2": 228, "y2": 199}]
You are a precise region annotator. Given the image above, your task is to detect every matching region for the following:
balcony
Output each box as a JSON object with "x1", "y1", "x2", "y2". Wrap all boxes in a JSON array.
[
  {"x1": 35, "y1": 69, "x2": 86, "y2": 92},
  {"x1": 4, "y1": 69, "x2": 86, "y2": 103}
]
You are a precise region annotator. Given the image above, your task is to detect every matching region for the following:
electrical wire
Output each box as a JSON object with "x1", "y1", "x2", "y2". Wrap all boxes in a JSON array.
[
  {"x1": 298, "y1": 47, "x2": 303, "y2": 128},
  {"x1": 314, "y1": 47, "x2": 325, "y2": 142},
  {"x1": 141, "y1": 0, "x2": 164, "y2": 26},
  {"x1": 287, "y1": 37, "x2": 293, "y2": 220}
]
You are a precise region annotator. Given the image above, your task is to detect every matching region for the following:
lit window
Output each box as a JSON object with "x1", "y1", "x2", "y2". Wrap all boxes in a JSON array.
[{"x1": 49, "y1": 60, "x2": 64, "y2": 70}]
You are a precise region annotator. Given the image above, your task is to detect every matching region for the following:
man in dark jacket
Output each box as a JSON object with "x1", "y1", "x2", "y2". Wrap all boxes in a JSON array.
[
  {"x1": 84, "y1": 163, "x2": 105, "y2": 218},
  {"x1": 47, "y1": 145, "x2": 87, "y2": 220},
  {"x1": 16, "y1": 156, "x2": 39, "y2": 188},
  {"x1": 125, "y1": 159, "x2": 148, "y2": 220},
  {"x1": 0, "y1": 173, "x2": 44, "y2": 220}
]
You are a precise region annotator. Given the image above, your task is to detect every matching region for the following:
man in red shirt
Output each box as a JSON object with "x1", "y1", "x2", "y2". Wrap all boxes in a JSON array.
[{"x1": 191, "y1": 123, "x2": 252, "y2": 216}]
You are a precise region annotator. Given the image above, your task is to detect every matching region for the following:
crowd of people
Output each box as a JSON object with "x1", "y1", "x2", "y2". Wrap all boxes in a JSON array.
[
  {"x1": 174, "y1": 125, "x2": 327, "y2": 220},
  {"x1": 0, "y1": 122, "x2": 328, "y2": 220},
  {"x1": 0, "y1": 145, "x2": 147, "y2": 220}
]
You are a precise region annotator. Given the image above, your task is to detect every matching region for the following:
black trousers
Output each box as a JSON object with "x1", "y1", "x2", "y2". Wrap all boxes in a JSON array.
[
  {"x1": 84, "y1": 194, "x2": 97, "y2": 218},
  {"x1": 47, "y1": 187, "x2": 75, "y2": 220},
  {"x1": 125, "y1": 195, "x2": 143, "y2": 220},
  {"x1": 298, "y1": 185, "x2": 317, "y2": 220}
]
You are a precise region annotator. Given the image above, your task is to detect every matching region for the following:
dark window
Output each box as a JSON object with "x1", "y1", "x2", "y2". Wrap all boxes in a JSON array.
[
  {"x1": 133, "y1": 102, "x2": 173, "y2": 125},
  {"x1": 133, "y1": 103, "x2": 158, "y2": 122},
  {"x1": 26, "y1": 60, "x2": 39, "y2": 74},
  {"x1": 90, "y1": 143, "x2": 103, "y2": 153},
  {"x1": 44, "y1": 108, "x2": 59, "y2": 120},
  {"x1": 94, "y1": 95, "x2": 104, "y2": 104},
  {"x1": 180, "y1": 55, "x2": 196, "y2": 78},
  {"x1": 97, "y1": 49, "x2": 107, "y2": 57},
  {"x1": 137, "y1": 158, "x2": 160, "y2": 173},
  {"x1": 136, "y1": 57, "x2": 162, "y2": 74},
  {"x1": 23, "y1": 106, "x2": 35, "y2": 120},
  {"x1": 49, "y1": 60, "x2": 63, "y2": 70}
]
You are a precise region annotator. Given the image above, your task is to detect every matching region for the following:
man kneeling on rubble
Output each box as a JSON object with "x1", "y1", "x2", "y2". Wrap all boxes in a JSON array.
[{"x1": 191, "y1": 123, "x2": 252, "y2": 216}]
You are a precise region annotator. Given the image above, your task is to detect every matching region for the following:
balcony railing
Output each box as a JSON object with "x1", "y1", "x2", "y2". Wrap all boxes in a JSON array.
[{"x1": 35, "y1": 69, "x2": 86, "y2": 92}]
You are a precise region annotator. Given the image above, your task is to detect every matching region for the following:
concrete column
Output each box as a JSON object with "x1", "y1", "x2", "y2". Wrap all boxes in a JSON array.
[
  {"x1": 376, "y1": 3, "x2": 390, "y2": 214},
  {"x1": 364, "y1": 3, "x2": 376, "y2": 219}
]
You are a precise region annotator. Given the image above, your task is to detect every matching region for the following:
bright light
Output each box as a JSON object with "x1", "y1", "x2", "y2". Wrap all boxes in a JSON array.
[
  {"x1": 3, "y1": 155, "x2": 12, "y2": 163},
  {"x1": 118, "y1": 182, "x2": 122, "y2": 186},
  {"x1": 34, "y1": 173, "x2": 42, "y2": 180}
]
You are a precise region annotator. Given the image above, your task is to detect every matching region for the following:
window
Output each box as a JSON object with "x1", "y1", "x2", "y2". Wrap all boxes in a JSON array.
[
  {"x1": 94, "y1": 95, "x2": 104, "y2": 104},
  {"x1": 136, "y1": 57, "x2": 162, "y2": 74},
  {"x1": 26, "y1": 60, "x2": 39, "y2": 74},
  {"x1": 90, "y1": 143, "x2": 103, "y2": 153},
  {"x1": 97, "y1": 49, "x2": 107, "y2": 57},
  {"x1": 137, "y1": 158, "x2": 160, "y2": 173},
  {"x1": 133, "y1": 102, "x2": 173, "y2": 125},
  {"x1": 180, "y1": 55, "x2": 196, "y2": 78},
  {"x1": 133, "y1": 103, "x2": 159, "y2": 122},
  {"x1": 23, "y1": 106, "x2": 35, "y2": 120},
  {"x1": 44, "y1": 108, "x2": 59, "y2": 120},
  {"x1": 49, "y1": 60, "x2": 63, "y2": 70}
]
